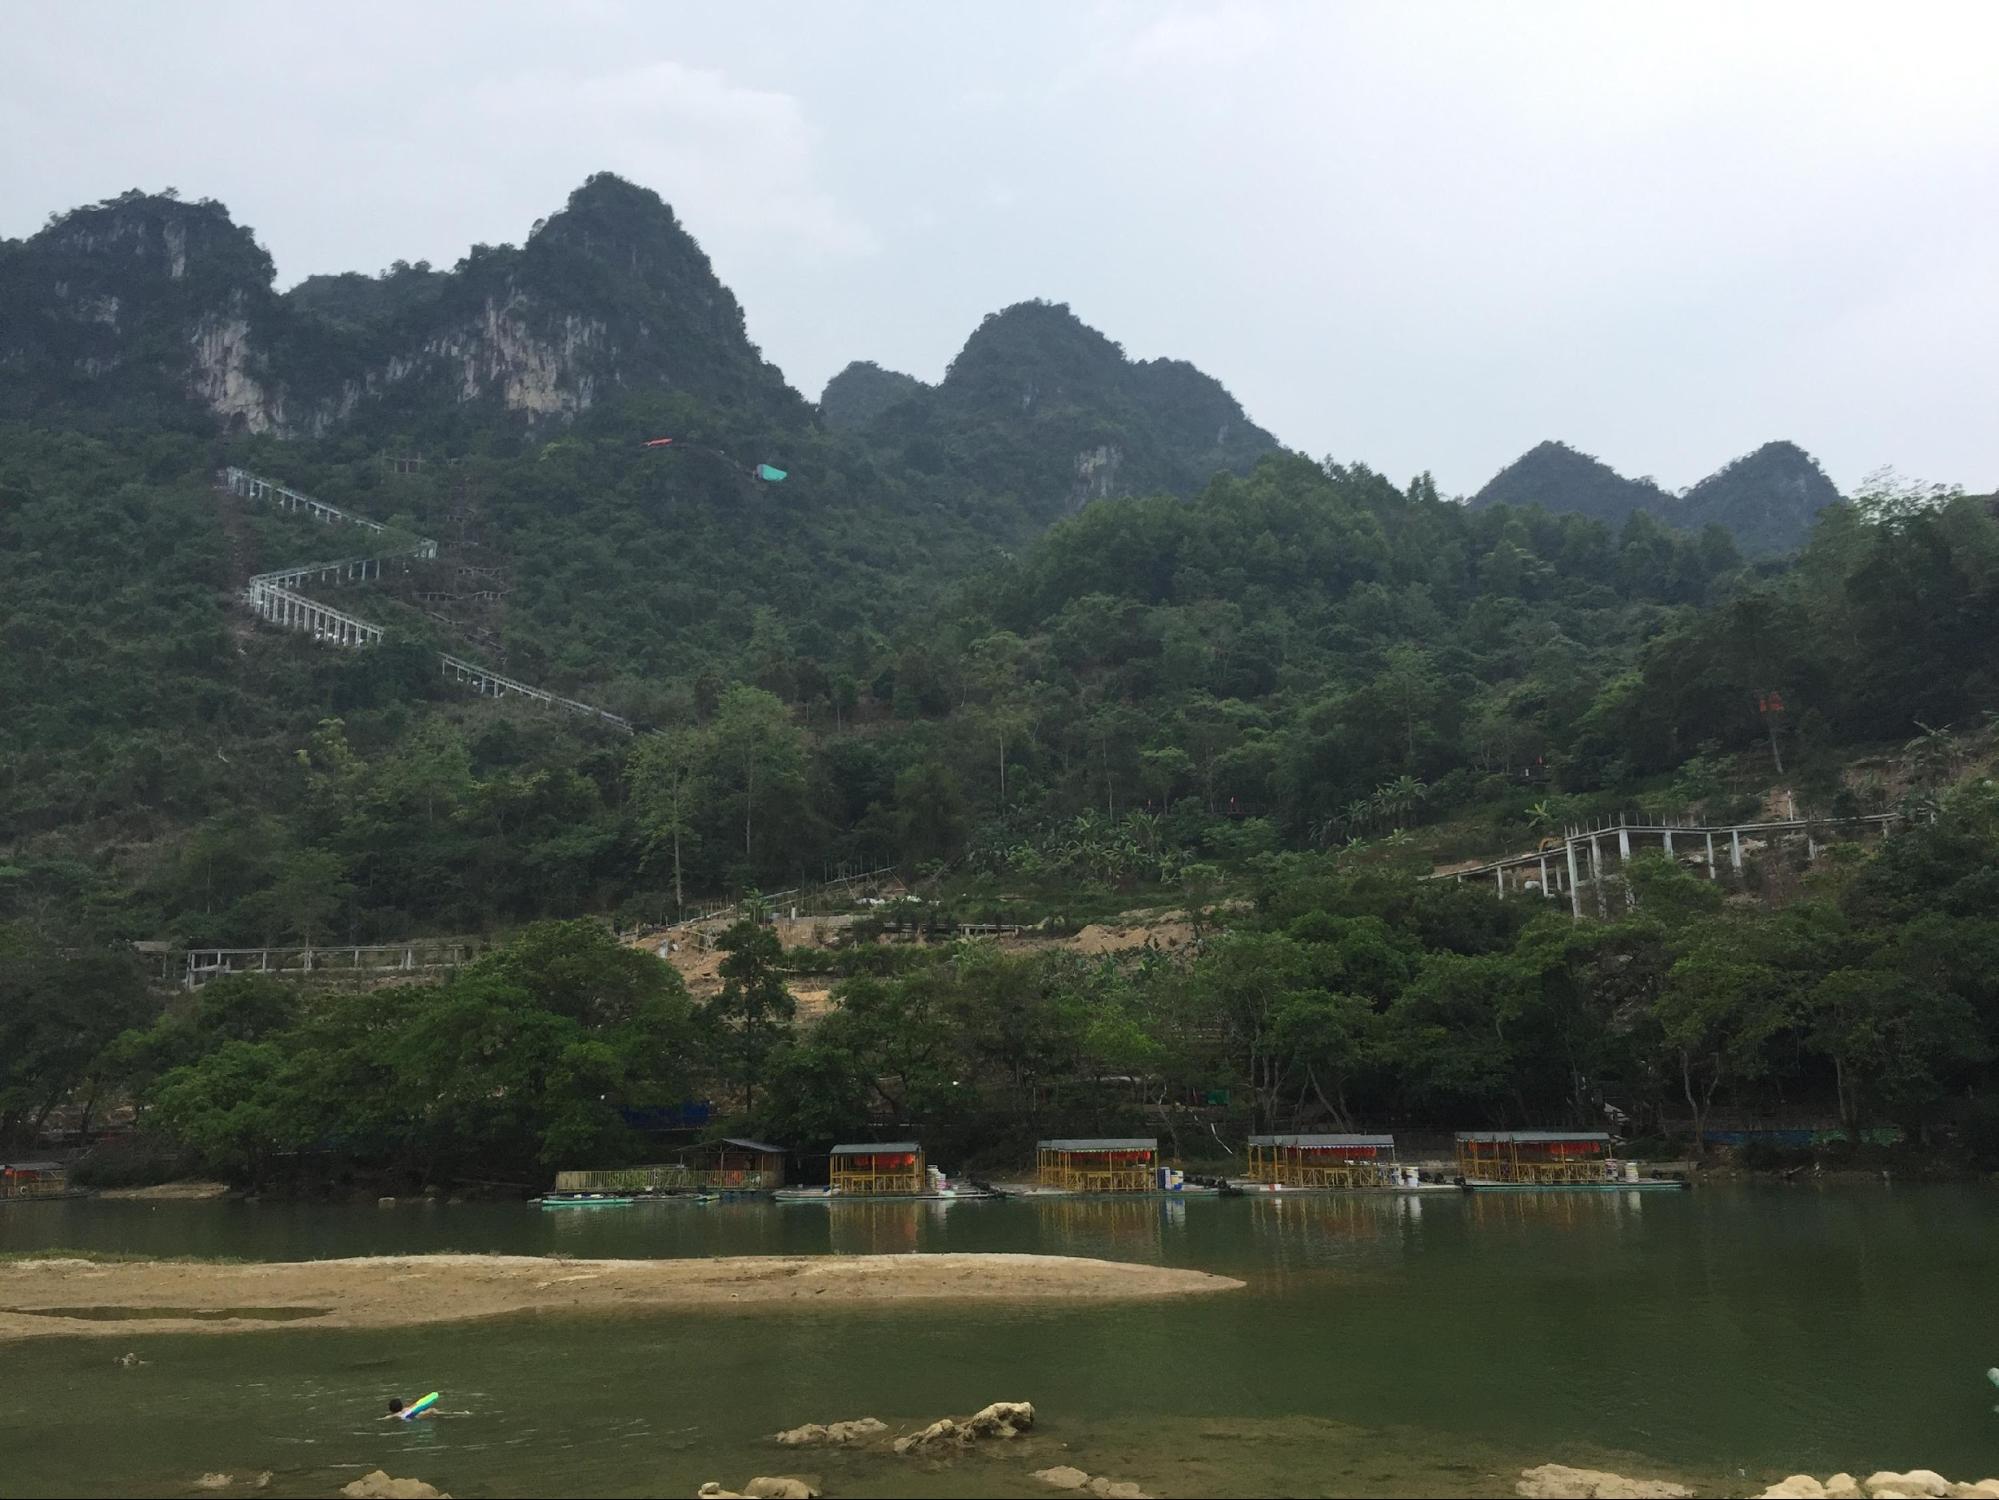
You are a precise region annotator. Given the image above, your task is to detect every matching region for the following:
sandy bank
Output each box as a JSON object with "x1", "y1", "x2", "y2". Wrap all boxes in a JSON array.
[
  {"x1": 0, "y1": 1252, "x2": 1241, "y2": 1340},
  {"x1": 95, "y1": 1180, "x2": 233, "y2": 1201}
]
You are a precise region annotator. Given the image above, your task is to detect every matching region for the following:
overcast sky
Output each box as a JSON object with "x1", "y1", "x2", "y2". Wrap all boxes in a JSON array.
[{"x1": 4, "y1": 2, "x2": 1993, "y2": 495}]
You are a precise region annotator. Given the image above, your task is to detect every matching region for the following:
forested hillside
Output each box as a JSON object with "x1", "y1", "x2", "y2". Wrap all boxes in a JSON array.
[
  {"x1": 1469, "y1": 438, "x2": 1846, "y2": 556},
  {"x1": 841, "y1": 300, "x2": 1280, "y2": 516},
  {"x1": 5, "y1": 171, "x2": 1997, "y2": 1180},
  {"x1": 7, "y1": 413, "x2": 1992, "y2": 954}
]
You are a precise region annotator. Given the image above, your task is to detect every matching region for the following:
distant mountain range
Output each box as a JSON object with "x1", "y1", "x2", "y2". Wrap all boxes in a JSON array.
[
  {"x1": 820, "y1": 299, "x2": 1279, "y2": 512},
  {"x1": 2, "y1": 173, "x2": 1851, "y2": 547},
  {"x1": 0, "y1": 177, "x2": 1276, "y2": 519},
  {"x1": 1468, "y1": 438, "x2": 1844, "y2": 555},
  {"x1": 0, "y1": 175, "x2": 806, "y2": 439}
]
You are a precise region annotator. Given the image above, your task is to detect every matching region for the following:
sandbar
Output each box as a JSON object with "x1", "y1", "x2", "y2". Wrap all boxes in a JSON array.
[{"x1": 0, "y1": 1252, "x2": 1242, "y2": 1340}]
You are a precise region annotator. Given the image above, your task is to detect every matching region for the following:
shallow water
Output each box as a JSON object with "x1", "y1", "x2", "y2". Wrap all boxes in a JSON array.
[{"x1": 0, "y1": 1186, "x2": 1993, "y2": 1497}]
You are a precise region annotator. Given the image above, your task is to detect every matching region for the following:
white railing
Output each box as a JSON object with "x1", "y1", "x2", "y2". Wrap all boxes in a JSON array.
[
  {"x1": 1429, "y1": 811, "x2": 1903, "y2": 919},
  {"x1": 243, "y1": 583, "x2": 385, "y2": 646},
  {"x1": 1428, "y1": 812, "x2": 1900, "y2": 882},
  {"x1": 224, "y1": 469, "x2": 631, "y2": 731},
  {"x1": 180, "y1": 940, "x2": 481, "y2": 990},
  {"x1": 225, "y1": 466, "x2": 388, "y2": 533},
  {"x1": 440, "y1": 654, "x2": 634, "y2": 732}
]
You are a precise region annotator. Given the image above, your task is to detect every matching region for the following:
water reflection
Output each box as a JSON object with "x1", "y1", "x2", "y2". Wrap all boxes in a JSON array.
[
  {"x1": 4, "y1": 1188, "x2": 1997, "y2": 1498},
  {"x1": 1462, "y1": 1187, "x2": 1653, "y2": 1236},
  {"x1": 822, "y1": 1199, "x2": 928, "y2": 1255}
]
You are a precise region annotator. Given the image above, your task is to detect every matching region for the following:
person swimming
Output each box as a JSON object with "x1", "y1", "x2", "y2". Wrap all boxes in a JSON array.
[{"x1": 385, "y1": 1392, "x2": 441, "y2": 1421}]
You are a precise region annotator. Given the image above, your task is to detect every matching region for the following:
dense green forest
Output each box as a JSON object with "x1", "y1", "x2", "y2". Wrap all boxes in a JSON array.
[
  {"x1": 6, "y1": 419, "x2": 1990, "y2": 947},
  {"x1": 27, "y1": 779, "x2": 1998, "y2": 1185},
  {"x1": 4, "y1": 172, "x2": 1997, "y2": 1182}
]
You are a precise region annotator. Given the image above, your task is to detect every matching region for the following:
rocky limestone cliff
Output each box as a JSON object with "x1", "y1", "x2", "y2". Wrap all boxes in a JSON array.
[
  {"x1": 4, "y1": 182, "x2": 1281, "y2": 521},
  {"x1": 852, "y1": 299, "x2": 1280, "y2": 516},
  {"x1": 0, "y1": 175, "x2": 804, "y2": 437},
  {"x1": 0, "y1": 191, "x2": 278, "y2": 426}
]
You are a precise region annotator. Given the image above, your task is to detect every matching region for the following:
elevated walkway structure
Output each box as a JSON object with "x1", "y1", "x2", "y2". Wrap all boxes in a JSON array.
[
  {"x1": 441, "y1": 655, "x2": 633, "y2": 731},
  {"x1": 224, "y1": 466, "x2": 389, "y2": 532},
  {"x1": 1428, "y1": 812, "x2": 1900, "y2": 918},
  {"x1": 222, "y1": 467, "x2": 630, "y2": 733},
  {"x1": 173, "y1": 939, "x2": 483, "y2": 990}
]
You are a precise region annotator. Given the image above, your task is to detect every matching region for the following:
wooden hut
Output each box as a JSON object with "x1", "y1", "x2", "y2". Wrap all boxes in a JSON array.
[
  {"x1": 1036, "y1": 1138, "x2": 1158, "y2": 1193},
  {"x1": 552, "y1": 1139, "x2": 787, "y2": 1195},
  {"x1": 1247, "y1": 1133, "x2": 1397, "y2": 1188},
  {"x1": 829, "y1": 1142, "x2": 925, "y2": 1195},
  {"x1": 0, "y1": 1161, "x2": 68, "y2": 1200},
  {"x1": 687, "y1": 1138, "x2": 787, "y2": 1190},
  {"x1": 1456, "y1": 1130, "x2": 1612, "y2": 1184}
]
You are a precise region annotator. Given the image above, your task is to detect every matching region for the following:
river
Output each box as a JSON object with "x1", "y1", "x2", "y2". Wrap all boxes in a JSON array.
[{"x1": 0, "y1": 1186, "x2": 1991, "y2": 1497}]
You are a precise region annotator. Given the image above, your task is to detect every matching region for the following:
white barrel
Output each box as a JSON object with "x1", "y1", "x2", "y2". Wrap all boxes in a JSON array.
[{"x1": 1623, "y1": 1160, "x2": 1639, "y2": 1182}]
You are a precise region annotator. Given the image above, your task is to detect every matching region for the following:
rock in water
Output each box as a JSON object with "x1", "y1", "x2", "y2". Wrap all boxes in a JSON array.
[
  {"x1": 894, "y1": 1400, "x2": 1035, "y2": 1455},
  {"x1": 965, "y1": 1401, "x2": 1035, "y2": 1439},
  {"x1": 893, "y1": 1417, "x2": 957, "y2": 1454},
  {"x1": 695, "y1": 1482, "x2": 819, "y2": 1500},
  {"x1": 1864, "y1": 1473, "x2": 1951, "y2": 1499},
  {"x1": 194, "y1": 1478, "x2": 232, "y2": 1492},
  {"x1": 1030, "y1": 1466, "x2": 1151, "y2": 1498},
  {"x1": 1517, "y1": 1464, "x2": 1693, "y2": 1499},
  {"x1": 772, "y1": 1417, "x2": 887, "y2": 1447},
  {"x1": 339, "y1": 1473, "x2": 450, "y2": 1500},
  {"x1": 1750, "y1": 1476, "x2": 1999, "y2": 1500}
]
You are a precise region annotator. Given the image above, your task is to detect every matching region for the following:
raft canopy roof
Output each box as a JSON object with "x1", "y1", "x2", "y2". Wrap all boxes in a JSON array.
[
  {"x1": 1249, "y1": 1134, "x2": 1394, "y2": 1148},
  {"x1": 716, "y1": 1137, "x2": 786, "y2": 1154},
  {"x1": 1456, "y1": 1131, "x2": 1611, "y2": 1143},
  {"x1": 830, "y1": 1142, "x2": 920, "y2": 1155},
  {"x1": 1037, "y1": 1138, "x2": 1158, "y2": 1151},
  {"x1": 1, "y1": 1161, "x2": 63, "y2": 1171}
]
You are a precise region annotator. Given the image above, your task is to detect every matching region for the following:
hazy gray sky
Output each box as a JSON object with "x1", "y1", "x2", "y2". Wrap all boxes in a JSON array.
[{"x1": 4, "y1": 2, "x2": 1993, "y2": 495}]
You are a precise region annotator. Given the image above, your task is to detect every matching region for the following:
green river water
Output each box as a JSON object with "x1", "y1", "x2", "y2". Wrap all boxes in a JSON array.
[{"x1": 0, "y1": 1187, "x2": 1993, "y2": 1498}]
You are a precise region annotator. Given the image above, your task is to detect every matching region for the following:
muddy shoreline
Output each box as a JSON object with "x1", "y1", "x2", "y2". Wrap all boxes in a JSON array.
[{"x1": 0, "y1": 1252, "x2": 1242, "y2": 1340}]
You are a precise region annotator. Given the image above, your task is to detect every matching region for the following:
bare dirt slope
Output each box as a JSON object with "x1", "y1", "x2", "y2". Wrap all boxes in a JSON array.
[{"x1": 639, "y1": 908, "x2": 1203, "y2": 1008}]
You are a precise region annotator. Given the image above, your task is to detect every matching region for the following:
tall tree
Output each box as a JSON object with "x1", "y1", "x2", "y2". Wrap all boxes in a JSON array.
[
  {"x1": 707, "y1": 918, "x2": 797, "y2": 1115},
  {"x1": 706, "y1": 686, "x2": 807, "y2": 868},
  {"x1": 629, "y1": 728, "x2": 707, "y2": 915}
]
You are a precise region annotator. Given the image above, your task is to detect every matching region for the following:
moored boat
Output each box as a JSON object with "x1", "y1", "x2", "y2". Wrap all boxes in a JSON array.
[{"x1": 772, "y1": 1184, "x2": 1000, "y2": 1204}]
